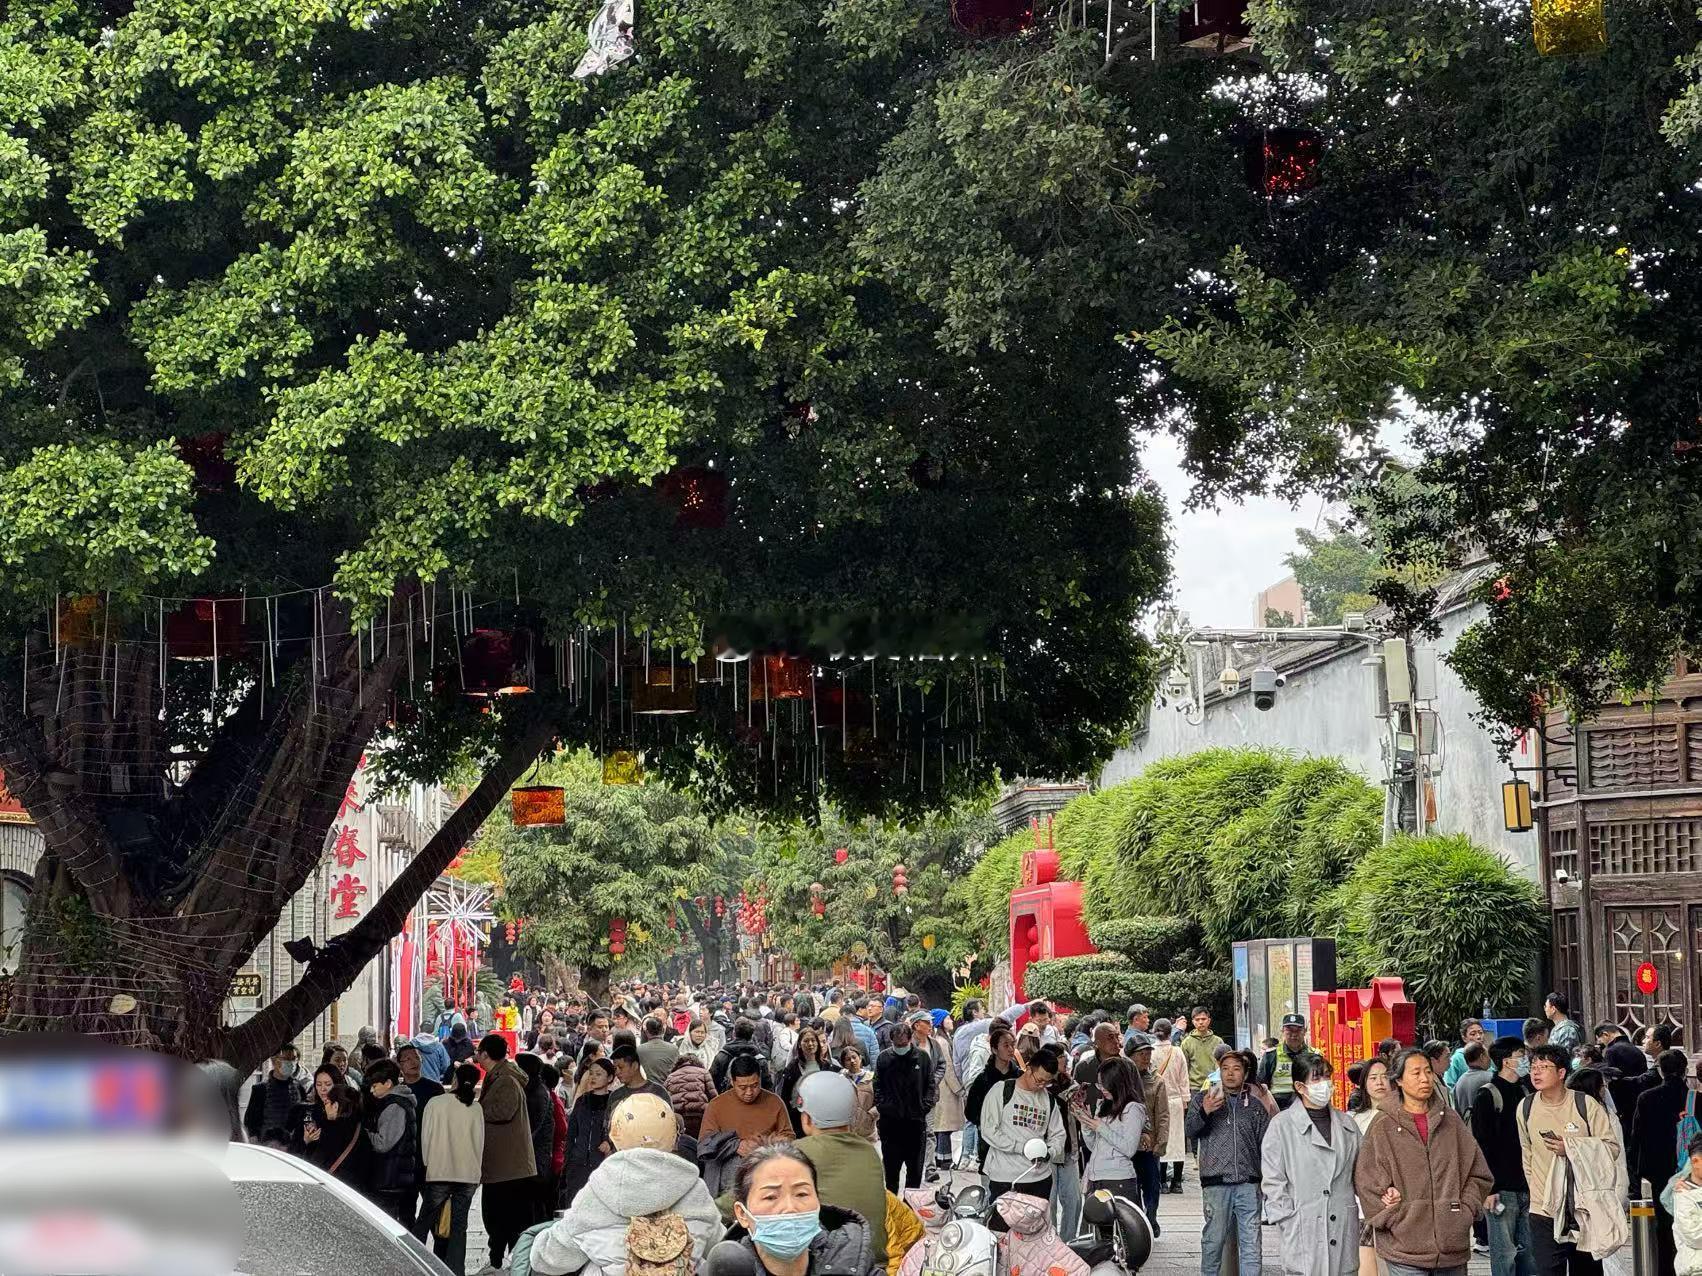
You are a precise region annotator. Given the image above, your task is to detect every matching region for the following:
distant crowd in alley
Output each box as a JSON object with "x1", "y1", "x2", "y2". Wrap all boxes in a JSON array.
[{"x1": 238, "y1": 979, "x2": 1702, "y2": 1276}]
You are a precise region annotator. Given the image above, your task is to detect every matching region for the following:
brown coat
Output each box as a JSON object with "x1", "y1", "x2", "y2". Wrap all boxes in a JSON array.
[
  {"x1": 479, "y1": 1058, "x2": 538, "y2": 1183},
  {"x1": 1353, "y1": 1093, "x2": 1492, "y2": 1270}
]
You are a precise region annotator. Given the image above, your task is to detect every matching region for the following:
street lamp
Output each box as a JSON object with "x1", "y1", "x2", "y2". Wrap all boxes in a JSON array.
[{"x1": 1502, "y1": 778, "x2": 1534, "y2": 833}]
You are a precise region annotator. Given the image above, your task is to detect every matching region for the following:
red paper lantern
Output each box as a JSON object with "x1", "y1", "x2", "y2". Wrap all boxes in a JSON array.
[
  {"x1": 950, "y1": 0, "x2": 1033, "y2": 37},
  {"x1": 176, "y1": 432, "x2": 238, "y2": 492},
  {"x1": 165, "y1": 598, "x2": 247, "y2": 661},
  {"x1": 505, "y1": 922, "x2": 516, "y2": 943},
  {"x1": 1179, "y1": 0, "x2": 1253, "y2": 53},
  {"x1": 812, "y1": 898, "x2": 826, "y2": 917},
  {"x1": 659, "y1": 465, "x2": 730, "y2": 530},
  {"x1": 1244, "y1": 127, "x2": 1322, "y2": 199},
  {"x1": 461, "y1": 628, "x2": 530, "y2": 695},
  {"x1": 834, "y1": 847, "x2": 849, "y2": 865},
  {"x1": 715, "y1": 896, "x2": 726, "y2": 917}
]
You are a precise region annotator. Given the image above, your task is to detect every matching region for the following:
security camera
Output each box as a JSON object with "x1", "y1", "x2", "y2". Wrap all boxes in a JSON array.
[
  {"x1": 1218, "y1": 665, "x2": 1242, "y2": 697},
  {"x1": 1252, "y1": 665, "x2": 1283, "y2": 711},
  {"x1": 1555, "y1": 868, "x2": 1572, "y2": 886}
]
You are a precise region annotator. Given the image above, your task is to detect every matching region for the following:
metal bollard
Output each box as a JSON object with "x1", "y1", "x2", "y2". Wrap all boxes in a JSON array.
[{"x1": 1631, "y1": 1198, "x2": 1658, "y2": 1276}]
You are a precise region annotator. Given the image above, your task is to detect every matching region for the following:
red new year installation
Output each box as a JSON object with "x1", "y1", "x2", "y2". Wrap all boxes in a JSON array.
[{"x1": 1008, "y1": 816, "x2": 1095, "y2": 1001}]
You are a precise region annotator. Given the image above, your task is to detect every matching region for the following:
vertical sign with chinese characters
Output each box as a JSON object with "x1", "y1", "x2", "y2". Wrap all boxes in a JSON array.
[{"x1": 326, "y1": 755, "x2": 370, "y2": 930}]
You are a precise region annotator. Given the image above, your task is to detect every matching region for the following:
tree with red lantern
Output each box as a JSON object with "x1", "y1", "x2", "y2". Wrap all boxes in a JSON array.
[{"x1": 476, "y1": 753, "x2": 725, "y2": 1003}]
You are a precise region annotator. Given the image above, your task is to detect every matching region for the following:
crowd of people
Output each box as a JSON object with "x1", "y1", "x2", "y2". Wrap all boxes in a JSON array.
[
  {"x1": 241, "y1": 979, "x2": 1209, "y2": 1276},
  {"x1": 241, "y1": 978, "x2": 1702, "y2": 1276}
]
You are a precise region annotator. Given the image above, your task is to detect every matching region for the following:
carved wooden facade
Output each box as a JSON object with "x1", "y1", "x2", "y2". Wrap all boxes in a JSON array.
[{"x1": 1541, "y1": 661, "x2": 1702, "y2": 1036}]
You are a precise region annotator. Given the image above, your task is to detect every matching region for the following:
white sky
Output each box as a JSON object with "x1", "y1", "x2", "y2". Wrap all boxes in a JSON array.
[{"x1": 1140, "y1": 432, "x2": 1337, "y2": 629}]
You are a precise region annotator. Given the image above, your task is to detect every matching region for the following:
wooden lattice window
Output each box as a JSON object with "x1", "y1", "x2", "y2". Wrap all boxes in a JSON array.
[
  {"x1": 1551, "y1": 908, "x2": 1582, "y2": 1024},
  {"x1": 1608, "y1": 906, "x2": 1687, "y2": 1035},
  {"x1": 1584, "y1": 722, "x2": 1683, "y2": 792},
  {"x1": 1548, "y1": 826, "x2": 1579, "y2": 880},
  {"x1": 1589, "y1": 820, "x2": 1702, "y2": 877}
]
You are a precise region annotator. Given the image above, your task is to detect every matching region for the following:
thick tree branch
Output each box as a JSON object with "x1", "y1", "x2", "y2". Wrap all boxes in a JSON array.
[
  {"x1": 0, "y1": 694, "x2": 132, "y2": 916},
  {"x1": 221, "y1": 712, "x2": 559, "y2": 1073}
]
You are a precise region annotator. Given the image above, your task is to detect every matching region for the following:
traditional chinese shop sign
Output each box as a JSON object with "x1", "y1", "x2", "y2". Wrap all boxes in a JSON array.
[{"x1": 327, "y1": 756, "x2": 370, "y2": 923}]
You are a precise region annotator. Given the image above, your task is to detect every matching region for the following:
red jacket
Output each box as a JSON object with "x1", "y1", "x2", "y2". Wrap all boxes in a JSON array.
[{"x1": 550, "y1": 1092, "x2": 568, "y2": 1177}]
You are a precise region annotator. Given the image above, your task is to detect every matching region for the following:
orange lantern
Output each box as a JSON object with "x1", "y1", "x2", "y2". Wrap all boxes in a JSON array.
[
  {"x1": 750, "y1": 655, "x2": 811, "y2": 701},
  {"x1": 512, "y1": 785, "x2": 566, "y2": 827},
  {"x1": 631, "y1": 662, "x2": 697, "y2": 715},
  {"x1": 57, "y1": 595, "x2": 106, "y2": 649}
]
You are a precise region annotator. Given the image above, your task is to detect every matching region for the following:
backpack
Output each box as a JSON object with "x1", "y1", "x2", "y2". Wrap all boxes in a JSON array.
[
  {"x1": 626, "y1": 1211, "x2": 695, "y2": 1276},
  {"x1": 1000, "y1": 1076, "x2": 1060, "y2": 1153},
  {"x1": 1680, "y1": 1092, "x2": 1702, "y2": 1171},
  {"x1": 1516, "y1": 1090, "x2": 1592, "y2": 1139}
]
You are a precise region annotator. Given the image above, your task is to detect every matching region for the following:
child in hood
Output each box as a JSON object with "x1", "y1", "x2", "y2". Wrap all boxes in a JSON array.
[{"x1": 512, "y1": 1093, "x2": 725, "y2": 1276}]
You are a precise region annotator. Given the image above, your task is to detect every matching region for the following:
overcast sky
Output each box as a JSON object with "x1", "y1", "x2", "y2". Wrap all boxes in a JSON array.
[{"x1": 1140, "y1": 432, "x2": 1337, "y2": 629}]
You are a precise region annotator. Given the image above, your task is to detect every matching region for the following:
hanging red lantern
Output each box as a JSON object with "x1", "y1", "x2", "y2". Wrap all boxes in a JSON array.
[
  {"x1": 834, "y1": 847, "x2": 849, "y2": 865},
  {"x1": 512, "y1": 785, "x2": 566, "y2": 827},
  {"x1": 812, "y1": 897, "x2": 826, "y2": 917},
  {"x1": 695, "y1": 895, "x2": 707, "y2": 909},
  {"x1": 949, "y1": 0, "x2": 1033, "y2": 37},
  {"x1": 176, "y1": 432, "x2": 238, "y2": 492},
  {"x1": 1244, "y1": 127, "x2": 1322, "y2": 200},
  {"x1": 715, "y1": 896, "x2": 726, "y2": 917},
  {"x1": 1179, "y1": 0, "x2": 1253, "y2": 53},
  {"x1": 461, "y1": 628, "x2": 531, "y2": 695},
  {"x1": 505, "y1": 922, "x2": 516, "y2": 943},
  {"x1": 659, "y1": 466, "x2": 730, "y2": 530},
  {"x1": 750, "y1": 655, "x2": 811, "y2": 701},
  {"x1": 165, "y1": 598, "x2": 247, "y2": 661},
  {"x1": 892, "y1": 863, "x2": 909, "y2": 896}
]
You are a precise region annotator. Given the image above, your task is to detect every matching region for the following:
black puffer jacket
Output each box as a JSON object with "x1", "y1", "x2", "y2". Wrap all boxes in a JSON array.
[
  {"x1": 727, "y1": 1204, "x2": 878, "y2": 1276},
  {"x1": 364, "y1": 1089, "x2": 420, "y2": 1193}
]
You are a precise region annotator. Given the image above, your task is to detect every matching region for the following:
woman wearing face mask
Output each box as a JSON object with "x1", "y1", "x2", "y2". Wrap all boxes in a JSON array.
[
  {"x1": 1260, "y1": 1053, "x2": 1361, "y2": 1276},
  {"x1": 1076, "y1": 1056, "x2": 1147, "y2": 1235},
  {"x1": 728, "y1": 1143, "x2": 880, "y2": 1276}
]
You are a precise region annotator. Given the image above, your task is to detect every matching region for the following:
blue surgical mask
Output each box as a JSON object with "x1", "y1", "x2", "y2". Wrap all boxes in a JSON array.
[
  {"x1": 893, "y1": 1045, "x2": 911, "y2": 1056},
  {"x1": 1516, "y1": 1056, "x2": 1531, "y2": 1078},
  {"x1": 750, "y1": 1210, "x2": 821, "y2": 1259}
]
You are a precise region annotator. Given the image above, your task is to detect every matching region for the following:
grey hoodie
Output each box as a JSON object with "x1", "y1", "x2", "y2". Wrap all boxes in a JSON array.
[{"x1": 529, "y1": 1147, "x2": 725, "y2": 1276}]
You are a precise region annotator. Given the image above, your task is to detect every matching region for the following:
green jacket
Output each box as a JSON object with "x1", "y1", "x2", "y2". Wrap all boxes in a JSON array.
[
  {"x1": 795, "y1": 1130, "x2": 890, "y2": 1266},
  {"x1": 1179, "y1": 1030, "x2": 1225, "y2": 1093}
]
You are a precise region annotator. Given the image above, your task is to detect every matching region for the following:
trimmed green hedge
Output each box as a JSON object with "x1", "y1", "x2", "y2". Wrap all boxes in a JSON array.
[
  {"x1": 1023, "y1": 953, "x2": 1128, "y2": 1002},
  {"x1": 1085, "y1": 916, "x2": 1200, "y2": 969},
  {"x1": 1074, "y1": 968, "x2": 1231, "y2": 1017}
]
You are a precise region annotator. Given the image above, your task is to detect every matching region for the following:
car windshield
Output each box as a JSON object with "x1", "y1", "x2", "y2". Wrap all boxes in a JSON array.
[{"x1": 231, "y1": 1182, "x2": 437, "y2": 1276}]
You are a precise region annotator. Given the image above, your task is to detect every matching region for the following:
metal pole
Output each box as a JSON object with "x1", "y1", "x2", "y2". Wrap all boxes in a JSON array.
[{"x1": 1631, "y1": 1199, "x2": 1657, "y2": 1276}]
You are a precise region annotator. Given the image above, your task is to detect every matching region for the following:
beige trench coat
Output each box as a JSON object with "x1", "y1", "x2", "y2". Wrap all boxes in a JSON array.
[{"x1": 1152, "y1": 1041, "x2": 1189, "y2": 1163}]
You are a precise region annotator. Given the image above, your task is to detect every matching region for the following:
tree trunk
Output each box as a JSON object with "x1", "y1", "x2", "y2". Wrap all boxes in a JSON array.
[{"x1": 580, "y1": 965, "x2": 611, "y2": 1006}]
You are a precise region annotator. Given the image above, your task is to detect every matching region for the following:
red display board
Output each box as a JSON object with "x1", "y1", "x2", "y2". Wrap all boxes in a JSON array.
[{"x1": 1308, "y1": 977, "x2": 1417, "y2": 1110}]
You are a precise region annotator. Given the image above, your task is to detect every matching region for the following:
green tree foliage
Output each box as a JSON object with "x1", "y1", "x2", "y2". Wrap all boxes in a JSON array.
[
  {"x1": 479, "y1": 751, "x2": 718, "y2": 1002},
  {"x1": 1318, "y1": 834, "x2": 1548, "y2": 1037},
  {"x1": 0, "y1": 0, "x2": 1192, "y2": 1060},
  {"x1": 1133, "y1": 2, "x2": 1702, "y2": 731},
  {"x1": 1021, "y1": 749, "x2": 1545, "y2": 1030},
  {"x1": 957, "y1": 829, "x2": 1030, "y2": 957},
  {"x1": 745, "y1": 801, "x2": 999, "y2": 995},
  {"x1": 1286, "y1": 523, "x2": 1377, "y2": 625}
]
